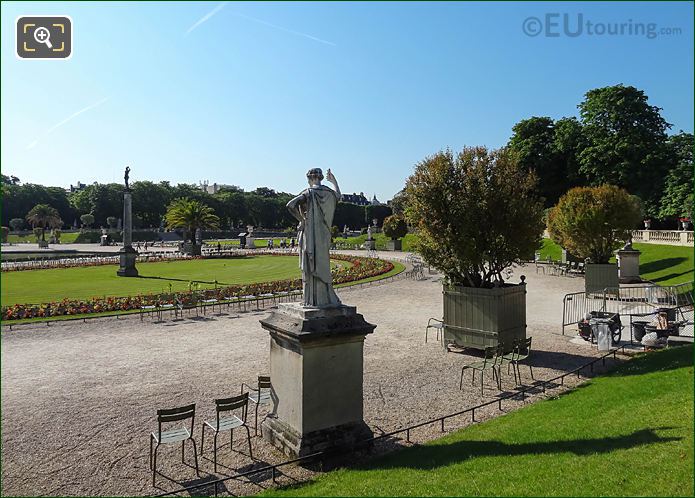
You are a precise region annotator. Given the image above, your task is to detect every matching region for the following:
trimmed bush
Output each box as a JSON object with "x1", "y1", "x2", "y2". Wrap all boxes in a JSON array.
[{"x1": 548, "y1": 185, "x2": 642, "y2": 263}]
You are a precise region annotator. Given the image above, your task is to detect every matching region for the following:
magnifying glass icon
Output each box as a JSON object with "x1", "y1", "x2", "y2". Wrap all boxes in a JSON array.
[{"x1": 34, "y1": 26, "x2": 53, "y2": 49}]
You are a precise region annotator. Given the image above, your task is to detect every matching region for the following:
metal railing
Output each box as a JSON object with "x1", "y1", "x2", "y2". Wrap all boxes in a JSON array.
[
  {"x1": 153, "y1": 346, "x2": 627, "y2": 497},
  {"x1": 562, "y1": 282, "x2": 694, "y2": 335}
]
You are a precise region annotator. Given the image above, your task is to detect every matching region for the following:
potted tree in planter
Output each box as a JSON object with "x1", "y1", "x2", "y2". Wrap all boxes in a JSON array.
[
  {"x1": 26, "y1": 204, "x2": 62, "y2": 249},
  {"x1": 382, "y1": 214, "x2": 408, "y2": 251},
  {"x1": 165, "y1": 198, "x2": 219, "y2": 255},
  {"x1": 547, "y1": 185, "x2": 642, "y2": 293},
  {"x1": 405, "y1": 146, "x2": 544, "y2": 352}
]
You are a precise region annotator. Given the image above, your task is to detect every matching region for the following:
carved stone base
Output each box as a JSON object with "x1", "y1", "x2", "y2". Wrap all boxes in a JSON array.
[
  {"x1": 116, "y1": 246, "x2": 138, "y2": 277},
  {"x1": 259, "y1": 303, "x2": 376, "y2": 459},
  {"x1": 262, "y1": 416, "x2": 372, "y2": 458}
]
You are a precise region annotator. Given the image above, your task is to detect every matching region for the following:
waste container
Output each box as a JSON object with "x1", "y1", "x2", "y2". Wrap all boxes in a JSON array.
[{"x1": 591, "y1": 318, "x2": 613, "y2": 351}]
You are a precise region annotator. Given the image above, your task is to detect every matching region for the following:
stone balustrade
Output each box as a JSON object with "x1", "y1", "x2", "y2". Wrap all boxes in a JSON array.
[{"x1": 631, "y1": 230, "x2": 694, "y2": 246}]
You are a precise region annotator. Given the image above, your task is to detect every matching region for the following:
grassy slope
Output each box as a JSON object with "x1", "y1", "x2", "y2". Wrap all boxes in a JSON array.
[
  {"x1": 539, "y1": 239, "x2": 693, "y2": 286},
  {"x1": 269, "y1": 346, "x2": 694, "y2": 497},
  {"x1": 1, "y1": 256, "x2": 301, "y2": 305}
]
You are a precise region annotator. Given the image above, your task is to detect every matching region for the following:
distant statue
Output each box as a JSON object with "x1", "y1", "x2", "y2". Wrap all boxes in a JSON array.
[
  {"x1": 124, "y1": 166, "x2": 131, "y2": 190},
  {"x1": 367, "y1": 225, "x2": 373, "y2": 240},
  {"x1": 287, "y1": 168, "x2": 342, "y2": 308}
]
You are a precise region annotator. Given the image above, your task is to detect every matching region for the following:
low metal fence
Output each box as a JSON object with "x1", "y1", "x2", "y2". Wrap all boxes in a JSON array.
[
  {"x1": 562, "y1": 281, "x2": 694, "y2": 337},
  {"x1": 154, "y1": 346, "x2": 627, "y2": 497}
]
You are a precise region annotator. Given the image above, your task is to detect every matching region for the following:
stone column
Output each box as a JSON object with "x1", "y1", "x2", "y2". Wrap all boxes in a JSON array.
[
  {"x1": 117, "y1": 190, "x2": 138, "y2": 277},
  {"x1": 260, "y1": 304, "x2": 375, "y2": 458}
]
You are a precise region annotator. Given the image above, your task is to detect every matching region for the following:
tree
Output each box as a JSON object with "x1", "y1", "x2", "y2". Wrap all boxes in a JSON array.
[
  {"x1": 333, "y1": 202, "x2": 364, "y2": 230},
  {"x1": 578, "y1": 85, "x2": 671, "y2": 216},
  {"x1": 364, "y1": 205, "x2": 393, "y2": 227},
  {"x1": 1, "y1": 227, "x2": 8, "y2": 243},
  {"x1": 9, "y1": 218, "x2": 24, "y2": 231},
  {"x1": 659, "y1": 132, "x2": 694, "y2": 221},
  {"x1": 80, "y1": 213, "x2": 95, "y2": 228},
  {"x1": 405, "y1": 146, "x2": 544, "y2": 287},
  {"x1": 382, "y1": 214, "x2": 408, "y2": 240},
  {"x1": 131, "y1": 181, "x2": 172, "y2": 228},
  {"x1": 26, "y1": 204, "x2": 63, "y2": 242},
  {"x1": 547, "y1": 185, "x2": 642, "y2": 264},
  {"x1": 164, "y1": 198, "x2": 220, "y2": 242},
  {"x1": 389, "y1": 189, "x2": 411, "y2": 215},
  {"x1": 508, "y1": 116, "x2": 585, "y2": 207},
  {"x1": 1, "y1": 174, "x2": 20, "y2": 185},
  {"x1": 3, "y1": 183, "x2": 73, "y2": 227},
  {"x1": 69, "y1": 183, "x2": 123, "y2": 227}
]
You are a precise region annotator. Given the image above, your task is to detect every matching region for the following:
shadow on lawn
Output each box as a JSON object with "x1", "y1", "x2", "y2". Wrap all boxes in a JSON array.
[
  {"x1": 360, "y1": 427, "x2": 682, "y2": 472},
  {"x1": 649, "y1": 271, "x2": 694, "y2": 284},
  {"x1": 640, "y1": 257, "x2": 688, "y2": 275}
]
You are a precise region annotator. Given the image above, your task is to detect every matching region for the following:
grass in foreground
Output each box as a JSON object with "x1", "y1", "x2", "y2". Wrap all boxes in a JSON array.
[{"x1": 268, "y1": 346, "x2": 694, "y2": 497}]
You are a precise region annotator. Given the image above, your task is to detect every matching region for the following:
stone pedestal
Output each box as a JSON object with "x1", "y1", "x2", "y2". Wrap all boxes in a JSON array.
[
  {"x1": 259, "y1": 304, "x2": 375, "y2": 458},
  {"x1": 365, "y1": 239, "x2": 376, "y2": 250},
  {"x1": 616, "y1": 247, "x2": 641, "y2": 284},
  {"x1": 246, "y1": 237, "x2": 256, "y2": 249},
  {"x1": 117, "y1": 246, "x2": 139, "y2": 277}
]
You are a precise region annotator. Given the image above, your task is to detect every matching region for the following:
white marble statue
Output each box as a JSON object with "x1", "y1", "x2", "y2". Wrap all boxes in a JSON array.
[{"x1": 287, "y1": 168, "x2": 342, "y2": 308}]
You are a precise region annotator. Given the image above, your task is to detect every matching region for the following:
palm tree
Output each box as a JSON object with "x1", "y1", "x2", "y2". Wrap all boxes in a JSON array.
[
  {"x1": 164, "y1": 198, "x2": 220, "y2": 243},
  {"x1": 25, "y1": 204, "x2": 63, "y2": 242}
]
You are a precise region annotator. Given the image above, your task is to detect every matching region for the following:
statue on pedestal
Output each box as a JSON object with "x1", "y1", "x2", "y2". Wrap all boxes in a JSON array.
[
  {"x1": 124, "y1": 166, "x2": 130, "y2": 190},
  {"x1": 287, "y1": 168, "x2": 342, "y2": 308}
]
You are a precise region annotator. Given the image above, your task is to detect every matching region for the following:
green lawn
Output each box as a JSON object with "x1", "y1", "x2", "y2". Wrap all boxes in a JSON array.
[
  {"x1": 268, "y1": 346, "x2": 694, "y2": 497},
  {"x1": 335, "y1": 233, "x2": 420, "y2": 252},
  {"x1": 539, "y1": 239, "x2": 693, "y2": 286},
  {"x1": 7, "y1": 232, "x2": 80, "y2": 244},
  {"x1": 1, "y1": 256, "x2": 302, "y2": 305}
]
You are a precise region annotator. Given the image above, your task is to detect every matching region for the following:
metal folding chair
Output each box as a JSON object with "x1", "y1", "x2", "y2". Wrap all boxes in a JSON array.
[
  {"x1": 241, "y1": 376, "x2": 272, "y2": 436},
  {"x1": 201, "y1": 393, "x2": 253, "y2": 472},
  {"x1": 149, "y1": 403, "x2": 200, "y2": 487}
]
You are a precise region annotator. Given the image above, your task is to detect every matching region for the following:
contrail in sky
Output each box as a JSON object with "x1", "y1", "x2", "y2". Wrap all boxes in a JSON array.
[
  {"x1": 186, "y1": 2, "x2": 228, "y2": 35},
  {"x1": 232, "y1": 12, "x2": 336, "y2": 46},
  {"x1": 26, "y1": 97, "x2": 110, "y2": 150}
]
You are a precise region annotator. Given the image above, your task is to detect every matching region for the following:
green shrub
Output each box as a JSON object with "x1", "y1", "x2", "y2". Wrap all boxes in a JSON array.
[
  {"x1": 1, "y1": 226, "x2": 8, "y2": 243},
  {"x1": 548, "y1": 185, "x2": 642, "y2": 263},
  {"x1": 382, "y1": 215, "x2": 408, "y2": 240},
  {"x1": 406, "y1": 146, "x2": 543, "y2": 287}
]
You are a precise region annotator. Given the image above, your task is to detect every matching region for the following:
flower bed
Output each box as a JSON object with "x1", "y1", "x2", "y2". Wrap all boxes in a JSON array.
[{"x1": 1, "y1": 255, "x2": 393, "y2": 321}]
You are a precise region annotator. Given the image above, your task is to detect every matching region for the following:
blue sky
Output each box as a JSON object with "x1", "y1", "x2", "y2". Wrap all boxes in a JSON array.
[{"x1": 1, "y1": 1, "x2": 693, "y2": 200}]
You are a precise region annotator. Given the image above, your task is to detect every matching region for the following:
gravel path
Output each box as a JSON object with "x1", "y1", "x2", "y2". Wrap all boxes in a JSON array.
[{"x1": 1, "y1": 265, "x2": 621, "y2": 496}]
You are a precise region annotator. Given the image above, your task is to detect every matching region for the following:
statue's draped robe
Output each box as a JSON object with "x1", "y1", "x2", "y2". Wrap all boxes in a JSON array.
[{"x1": 298, "y1": 185, "x2": 341, "y2": 307}]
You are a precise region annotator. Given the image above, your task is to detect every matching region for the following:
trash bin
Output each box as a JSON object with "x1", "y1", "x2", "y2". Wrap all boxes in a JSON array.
[{"x1": 591, "y1": 318, "x2": 613, "y2": 351}]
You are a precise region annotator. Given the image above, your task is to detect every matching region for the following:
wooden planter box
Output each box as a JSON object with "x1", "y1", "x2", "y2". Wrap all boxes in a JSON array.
[
  {"x1": 387, "y1": 239, "x2": 402, "y2": 251},
  {"x1": 585, "y1": 263, "x2": 618, "y2": 294},
  {"x1": 443, "y1": 283, "x2": 526, "y2": 353}
]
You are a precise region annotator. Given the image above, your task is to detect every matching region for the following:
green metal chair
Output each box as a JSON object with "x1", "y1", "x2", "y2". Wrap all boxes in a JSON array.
[
  {"x1": 241, "y1": 376, "x2": 273, "y2": 436},
  {"x1": 500, "y1": 339, "x2": 521, "y2": 385},
  {"x1": 200, "y1": 392, "x2": 253, "y2": 472},
  {"x1": 508, "y1": 337, "x2": 533, "y2": 381},
  {"x1": 460, "y1": 345, "x2": 502, "y2": 395},
  {"x1": 425, "y1": 318, "x2": 444, "y2": 343},
  {"x1": 150, "y1": 403, "x2": 200, "y2": 487}
]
